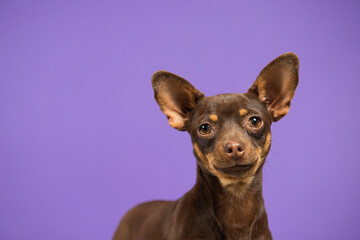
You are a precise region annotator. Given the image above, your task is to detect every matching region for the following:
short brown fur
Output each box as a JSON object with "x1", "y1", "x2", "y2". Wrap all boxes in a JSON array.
[{"x1": 113, "y1": 53, "x2": 299, "y2": 240}]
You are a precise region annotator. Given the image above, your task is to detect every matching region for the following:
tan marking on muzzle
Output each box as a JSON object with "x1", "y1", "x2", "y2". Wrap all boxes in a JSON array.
[
  {"x1": 250, "y1": 146, "x2": 263, "y2": 176},
  {"x1": 239, "y1": 108, "x2": 248, "y2": 116},
  {"x1": 249, "y1": 134, "x2": 271, "y2": 176},
  {"x1": 209, "y1": 114, "x2": 218, "y2": 122},
  {"x1": 217, "y1": 134, "x2": 272, "y2": 195},
  {"x1": 193, "y1": 143, "x2": 204, "y2": 160},
  {"x1": 206, "y1": 153, "x2": 214, "y2": 162},
  {"x1": 256, "y1": 146, "x2": 262, "y2": 155},
  {"x1": 264, "y1": 133, "x2": 271, "y2": 151}
]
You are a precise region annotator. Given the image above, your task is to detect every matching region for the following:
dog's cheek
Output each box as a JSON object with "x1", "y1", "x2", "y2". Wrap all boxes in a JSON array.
[
  {"x1": 262, "y1": 133, "x2": 271, "y2": 156},
  {"x1": 193, "y1": 140, "x2": 218, "y2": 172},
  {"x1": 254, "y1": 132, "x2": 271, "y2": 161},
  {"x1": 193, "y1": 143, "x2": 205, "y2": 162}
]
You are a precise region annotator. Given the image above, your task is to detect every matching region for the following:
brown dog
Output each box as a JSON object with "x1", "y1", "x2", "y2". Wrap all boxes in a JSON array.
[{"x1": 113, "y1": 53, "x2": 299, "y2": 240}]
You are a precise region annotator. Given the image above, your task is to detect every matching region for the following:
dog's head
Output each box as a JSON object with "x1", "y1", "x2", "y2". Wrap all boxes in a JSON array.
[{"x1": 152, "y1": 53, "x2": 299, "y2": 188}]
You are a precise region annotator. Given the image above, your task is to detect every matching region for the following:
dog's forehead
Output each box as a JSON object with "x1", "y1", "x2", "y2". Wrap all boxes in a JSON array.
[
  {"x1": 207, "y1": 93, "x2": 247, "y2": 106},
  {"x1": 194, "y1": 93, "x2": 266, "y2": 116}
]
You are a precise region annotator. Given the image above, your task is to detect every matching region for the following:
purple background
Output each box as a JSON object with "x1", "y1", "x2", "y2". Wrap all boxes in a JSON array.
[{"x1": 1, "y1": 0, "x2": 360, "y2": 239}]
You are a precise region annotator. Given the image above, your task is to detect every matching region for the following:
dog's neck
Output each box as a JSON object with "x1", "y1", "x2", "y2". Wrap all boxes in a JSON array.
[{"x1": 193, "y1": 164, "x2": 268, "y2": 239}]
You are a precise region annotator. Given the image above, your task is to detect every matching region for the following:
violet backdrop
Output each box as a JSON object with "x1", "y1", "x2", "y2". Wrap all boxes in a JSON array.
[{"x1": 1, "y1": 0, "x2": 360, "y2": 239}]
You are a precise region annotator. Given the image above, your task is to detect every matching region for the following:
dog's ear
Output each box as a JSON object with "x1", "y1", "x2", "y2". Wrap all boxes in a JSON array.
[
  {"x1": 248, "y1": 52, "x2": 299, "y2": 121},
  {"x1": 152, "y1": 71, "x2": 204, "y2": 131}
]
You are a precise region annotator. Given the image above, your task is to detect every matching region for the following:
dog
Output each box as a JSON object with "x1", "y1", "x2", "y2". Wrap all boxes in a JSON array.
[{"x1": 113, "y1": 53, "x2": 299, "y2": 240}]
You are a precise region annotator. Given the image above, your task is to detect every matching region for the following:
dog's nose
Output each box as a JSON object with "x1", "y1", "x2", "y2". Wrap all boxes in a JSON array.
[{"x1": 224, "y1": 141, "x2": 245, "y2": 159}]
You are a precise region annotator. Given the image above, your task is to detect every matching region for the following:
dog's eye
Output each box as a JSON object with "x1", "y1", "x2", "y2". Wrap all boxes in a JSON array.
[
  {"x1": 249, "y1": 117, "x2": 262, "y2": 128},
  {"x1": 199, "y1": 124, "x2": 212, "y2": 135}
]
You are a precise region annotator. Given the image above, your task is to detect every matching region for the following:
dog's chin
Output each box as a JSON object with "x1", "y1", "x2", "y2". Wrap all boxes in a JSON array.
[{"x1": 214, "y1": 163, "x2": 255, "y2": 176}]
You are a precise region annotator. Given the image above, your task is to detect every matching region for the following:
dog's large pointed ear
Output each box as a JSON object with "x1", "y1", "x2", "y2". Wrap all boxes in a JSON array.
[
  {"x1": 248, "y1": 52, "x2": 299, "y2": 121},
  {"x1": 152, "y1": 71, "x2": 204, "y2": 131}
]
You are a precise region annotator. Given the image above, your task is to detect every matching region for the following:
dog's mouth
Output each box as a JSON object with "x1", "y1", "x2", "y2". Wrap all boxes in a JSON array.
[{"x1": 216, "y1": 164, "x2": 254, "y2": 176}]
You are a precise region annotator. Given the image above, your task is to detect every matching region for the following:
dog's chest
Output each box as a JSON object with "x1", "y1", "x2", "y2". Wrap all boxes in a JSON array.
[{"x1": 215, "y1": 192, "x2": 261, "y2": 240}]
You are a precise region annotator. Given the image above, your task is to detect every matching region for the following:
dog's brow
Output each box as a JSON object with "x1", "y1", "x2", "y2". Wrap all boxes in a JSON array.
[
  {"x1": 239, "y1": 108, "x2": 248, "y2": 116},
  {"x1": 209, "y1": 114, "x2": 218, "y2": 122}
]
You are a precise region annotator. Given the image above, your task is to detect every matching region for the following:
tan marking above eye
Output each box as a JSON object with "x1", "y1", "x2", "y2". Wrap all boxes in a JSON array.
[
  {"x1": 239, "y1": 108, "x2": 248, "y2": 116},
  {"x1": 209, "y1": 114, "x2": 218, "y2": 122}
]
